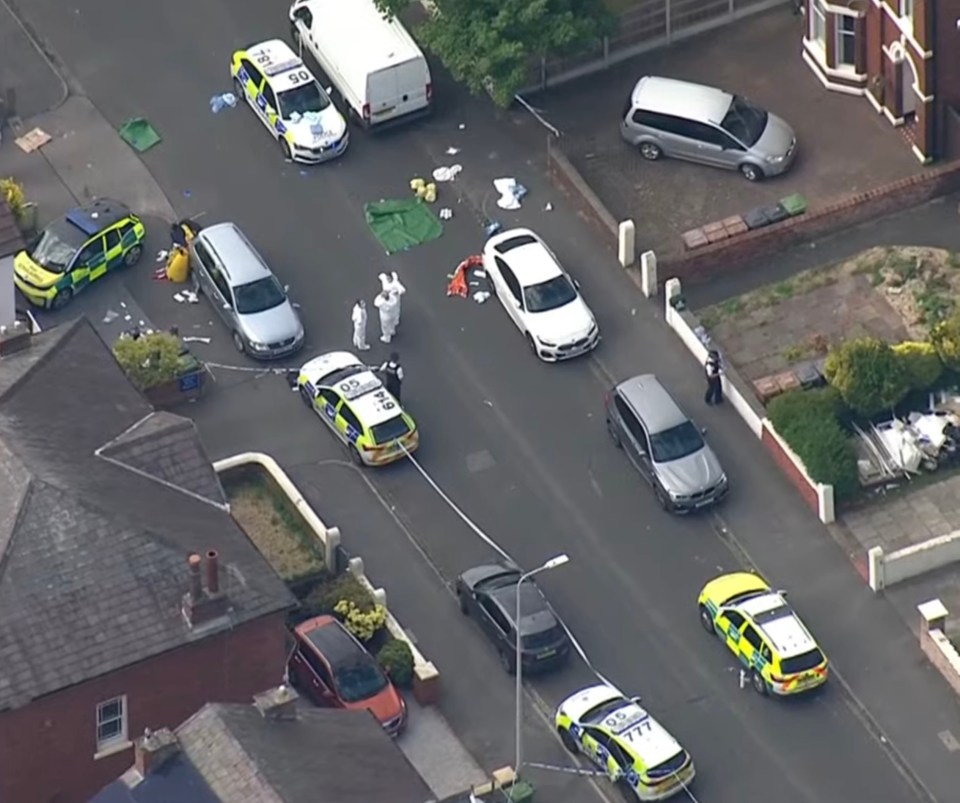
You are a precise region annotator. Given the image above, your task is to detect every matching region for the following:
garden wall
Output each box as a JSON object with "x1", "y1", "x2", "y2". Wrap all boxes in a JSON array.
[
  {"x1": 867, "y1": 532, "x2": 960, "y2": 592},
  {"x1": 213, "y1": 452, "x2": 441, "y2": 705},
  {"x1": 663, "y1": 279, "x2": 836, "y2": 523},
  {"x1": 916, "y1": 600, "x2": 960, "y2": 698}
]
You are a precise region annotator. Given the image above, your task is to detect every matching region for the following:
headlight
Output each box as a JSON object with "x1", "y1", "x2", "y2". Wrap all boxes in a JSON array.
[
  {"x1": 765, "y1": 154, "x2": 785, "y2": 164},
  {"x1": 538, "y1": 338, "x2": 558, "y2": 348},
  {"x1": 718, "y1": 473, "x2": 728, "y2": 485},
  {"x1": 249, "y1": 340, "x2": 270, "y2": 351}
]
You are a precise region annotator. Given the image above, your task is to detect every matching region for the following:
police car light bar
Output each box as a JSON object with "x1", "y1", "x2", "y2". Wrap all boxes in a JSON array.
[
  {"x1": 65, "y1": 208, "x2": 102, "y2": 236},
  {"x1": 264, "y1": 58, "x2": 302, "y2": 77}
]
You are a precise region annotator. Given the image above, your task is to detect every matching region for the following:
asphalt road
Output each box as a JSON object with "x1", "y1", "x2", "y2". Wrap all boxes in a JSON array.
[{"x1": 19, "y1": 1, "x2": 955, "y2": 801}]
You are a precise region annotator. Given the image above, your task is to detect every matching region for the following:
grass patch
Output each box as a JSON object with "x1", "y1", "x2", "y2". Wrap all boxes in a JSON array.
[{"x1": 224, "y1": 469, "x2": 324, "y2": 583}]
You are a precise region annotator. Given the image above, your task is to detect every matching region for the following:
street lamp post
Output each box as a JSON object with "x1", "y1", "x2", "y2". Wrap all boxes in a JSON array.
[{"x1": 514, "y1": 553, "x2": 570, "y2": 782}]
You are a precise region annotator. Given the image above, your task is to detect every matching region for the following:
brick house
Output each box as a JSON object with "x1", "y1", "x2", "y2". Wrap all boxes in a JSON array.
[
  {"x1": 0, "y1": 318, "x2": 295, "y2": 803},
  {"x1": 802, "y1": 0, "x2": 960, "y2": 163},
  {"x1": 89, "y1": 686, "x2": 435, "y2": 803}
]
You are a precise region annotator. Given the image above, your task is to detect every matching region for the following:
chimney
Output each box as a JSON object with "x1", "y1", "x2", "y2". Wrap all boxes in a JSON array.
[
  {"x1": 134, "y1": 728, "x2": 179, "y2": 777},
  {"x1": 205, "y1": 549, "x2": 220, "y2": 594},
  {"x1": 253, "y1": 684, "x2": 300, "y2": 721},
  {"x1": 181, "y1": 550, "x2": 228, "y2": 627}
]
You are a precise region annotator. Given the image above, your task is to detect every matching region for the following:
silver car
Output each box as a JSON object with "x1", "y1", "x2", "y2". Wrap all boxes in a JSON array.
[
  {"x1": 605, "y1": 374, "x2": 728, "y2": 513},
  {"x1": 189, "y1": 222, "x2": 304, "y2": 359},
  {"x1": 620, "y1": 76, "x2": 797, "y2": 182}
]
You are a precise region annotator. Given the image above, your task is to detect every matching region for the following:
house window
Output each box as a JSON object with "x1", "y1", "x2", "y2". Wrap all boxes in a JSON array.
[
  {"x1": 810, "y1": 0, "x2": 826, "y2": 46},
  {"x1": 836, "y1": 15, "x2": 856, "y2": 67},
  {"x1": 96, "y1": 696, "x2": 127, "y2": 749}
]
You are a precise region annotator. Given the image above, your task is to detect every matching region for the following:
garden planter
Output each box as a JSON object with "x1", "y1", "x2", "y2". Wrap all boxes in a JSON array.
[{"x1": 143, "y1": 358, "x2": 205, "y2": 408}]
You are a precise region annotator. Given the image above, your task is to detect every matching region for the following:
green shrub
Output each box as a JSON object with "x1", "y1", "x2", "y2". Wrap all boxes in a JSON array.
[
  {"x1": 300, "y1": 573, "x2": 376, "y2": 619},
  {"x1": 823, "y1": 337, "x2": 910, "y2": 416},
  {"x1": 334, "y1": 599, "x2": 387, "y2": 642},
  {"x1": 768, "y1": 389, "x2": 859, "y2": 500},
  {"x1": 377, "y1": 638, "x2": 414, "y2": 688},
  {"x1": 892, "y1": 341, "x2": 943, "y2": 391},
  {"x1": 931, "y1": 312, "x2": 960, "y2": 371},
  {"x1": 113, "y1": 332, "x2": 183, "y2": 390}
]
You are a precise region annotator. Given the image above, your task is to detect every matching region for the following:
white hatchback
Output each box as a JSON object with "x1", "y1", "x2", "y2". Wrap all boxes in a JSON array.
[{"x1": 482, "y1": 228, "x2": 600, "y2": 362}]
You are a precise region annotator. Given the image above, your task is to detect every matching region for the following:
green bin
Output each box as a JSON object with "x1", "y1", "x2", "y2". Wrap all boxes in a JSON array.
[{"x1": 779, "y1": 193, "x2": 808, "y2": 217}]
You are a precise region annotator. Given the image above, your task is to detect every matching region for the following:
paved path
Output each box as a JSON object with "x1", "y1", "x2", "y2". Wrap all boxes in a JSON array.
[{"x1": 10, "y1": 0, "x2": 960, "y2": 800}]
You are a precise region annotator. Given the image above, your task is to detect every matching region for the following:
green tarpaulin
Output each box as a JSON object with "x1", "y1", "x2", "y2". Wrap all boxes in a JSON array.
[
  {"x1": 364, "y1": 198, "x2": 443, "y2": 255},
  {"x1": 118, "y1": 118, "x2": 162, "y2": 153}
]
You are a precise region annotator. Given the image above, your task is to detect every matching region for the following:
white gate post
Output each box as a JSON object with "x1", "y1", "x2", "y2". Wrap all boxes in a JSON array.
[{"x1": 618, "y1": 220, "x2": 636, "y2": 268}]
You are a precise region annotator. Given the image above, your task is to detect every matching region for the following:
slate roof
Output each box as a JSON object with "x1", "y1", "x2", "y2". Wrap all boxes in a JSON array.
[
  {"x1": 174, "y1": 703, "x2": 435, "y2": 803},
  {"x1": 88, "y1": 753, "x2": 220, "y2": 803},
  {"x1": 0, "y1": 318, "x2": 295, "y2": 711}
]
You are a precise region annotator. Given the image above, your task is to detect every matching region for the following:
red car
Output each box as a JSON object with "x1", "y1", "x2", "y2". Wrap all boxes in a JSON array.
[{"x1": 289, "y1": 615, "x2": 407, "y2": 736}]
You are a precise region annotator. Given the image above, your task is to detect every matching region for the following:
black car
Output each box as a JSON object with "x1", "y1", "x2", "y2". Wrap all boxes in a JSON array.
[{"x1": 456, "y1": 563, "x2": 570, "y2": 675}]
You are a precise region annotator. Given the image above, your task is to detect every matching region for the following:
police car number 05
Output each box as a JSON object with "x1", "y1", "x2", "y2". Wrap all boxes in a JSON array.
[{"x1": 288, "y1": 70, "x2": 310, "y2": 85}]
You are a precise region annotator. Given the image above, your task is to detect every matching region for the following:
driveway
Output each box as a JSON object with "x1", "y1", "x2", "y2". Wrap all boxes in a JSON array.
[
  {"x1": 530, "y1": 7, "x2": 921, "y2": 257},
  {"x1": 15, "y1": 0, "x2": 960, "y2": 800}
]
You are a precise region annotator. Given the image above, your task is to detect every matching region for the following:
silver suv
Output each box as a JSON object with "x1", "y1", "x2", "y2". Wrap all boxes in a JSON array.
[
  {"x1": 605, "y1": 374, "x2": 728, "y2": 513},
  {"x1": 620, "y1": 76, "x2": 797, "y2": 182},
  {"x1": 189, "y1": 222, "x2": 304, "y2": 360}
]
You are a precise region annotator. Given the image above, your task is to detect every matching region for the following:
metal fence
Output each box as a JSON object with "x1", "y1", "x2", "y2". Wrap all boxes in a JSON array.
[{"x1": 522, "y1": 0, "x2": 789, "y2": 93}]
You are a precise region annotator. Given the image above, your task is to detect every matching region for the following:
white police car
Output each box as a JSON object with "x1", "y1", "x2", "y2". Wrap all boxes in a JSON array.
[{"x1": 230, "y1": 39, "x2": 348, "y2": 163}]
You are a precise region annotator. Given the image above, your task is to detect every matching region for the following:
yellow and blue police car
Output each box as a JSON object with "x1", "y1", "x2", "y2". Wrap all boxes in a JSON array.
[
  {"x1": 14, "y1": 199, "x2": 145, "y2": 310},
  {"x1": 230, "y1": 39, "x2": 348, "y2": 164},
  {"x1": 297, "y1": 351, "x2": 418, "y2": 466},
  {"x1": 556, "y1": 684, "x2": 696, "y2": 801},
  {"x1": 698, "y1": 572, "x2": 829, "y2": 696}
]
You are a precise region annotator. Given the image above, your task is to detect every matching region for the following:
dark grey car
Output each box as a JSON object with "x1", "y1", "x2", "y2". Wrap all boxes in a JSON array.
[
  {"x1": 605, "y1": 374, "x2": 728, "y2": 513},
  {"x1": 456, "y1": 563, "x2": 570, "y2": 675}
]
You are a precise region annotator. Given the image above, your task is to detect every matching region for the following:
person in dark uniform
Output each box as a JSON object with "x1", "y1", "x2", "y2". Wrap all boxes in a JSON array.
[
  {"x1": 379, "y1": 352, "x2": 404, "y2": 402},
  {"x1": 704, "y1": 349, "x2": 723, "y2": 405}
]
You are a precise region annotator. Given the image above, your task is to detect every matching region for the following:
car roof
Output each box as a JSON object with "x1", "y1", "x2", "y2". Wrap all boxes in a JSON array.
[
  {"x1": 561, "y1": 683, "x2": 624, "y2": 721},
  {"x1": 487, "y1": 583, "x2": 554, "y2": 634},
  {"x1": 487, "y1": 229, "x2": 562, "y2": 286},
  {"x1": 739, "y1": 593, "x2": 817, "y2": 657},
  {"x1": 631, "y1": 76, "x2": 732, "y2": 126},
  {"x1": 301, "y1": 351, "x2": 365, "y2": 385},
  {"x1": 596, "y1": 701, "x2": 683, "y2": 770},
  {"x1": 615, "y1": 374, "x2": 688, "y2": 434},
  {"x1": 348, "y1": 381, "x2": 404, "y2": 426},
  {"x1": 64, "y1": 199, "x2": 131, "y2": 237},
  {"x1": 301, "y1": 617, "x2": 363, "y2": 668},
  {"x1": 197, "y1": 223, "x2": 272, "y2": 284},
  {"x1": 246, "y1": 39, "x2": 304, "y2": 80}
]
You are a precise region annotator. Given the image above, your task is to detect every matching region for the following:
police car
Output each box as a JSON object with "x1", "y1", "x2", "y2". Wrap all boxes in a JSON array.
[
  {"x1": 230, "y1": 39, "x2": 348, "y2": 164},
  {"x1": 297, "y1": 351, "x2": 418, "y2": 466},
  {"x1": 556, "y1": 684, "x2": 696, "y2": 801},
  {"x1": 14, "y1": 199, "x2": 145, "y2": 310},
  {"x1": 698, "y1": 572, "x2": 828, "y2": 696}
]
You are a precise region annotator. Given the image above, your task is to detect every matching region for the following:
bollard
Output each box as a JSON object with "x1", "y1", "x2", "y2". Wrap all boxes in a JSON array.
[
  {"x1": 618, "y1": 220, "x2": 636, "y2": 268},
  {"x1": 640, "y1": 250, "x2": 657, "y2": 298}
]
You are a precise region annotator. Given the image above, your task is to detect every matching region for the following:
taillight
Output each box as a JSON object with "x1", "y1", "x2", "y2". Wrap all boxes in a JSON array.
[
  {"x1": 426, "y1": 82, "x2": 433, "y2": 103},
  {"x1": 362, "y1": 102, "x2": 370, "y2": 120}
]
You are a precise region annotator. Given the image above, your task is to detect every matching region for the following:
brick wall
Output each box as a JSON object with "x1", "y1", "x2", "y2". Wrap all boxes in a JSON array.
[
  {"x1": 760, "y1": 422, "x2": 819, "y2": 514},
  {"x1": 663, "y1": 159, "x2": 960, "y2": 285},
  {"x1": 0, "y1": 611, "x2": 289, "y2": 803},
  {"x1": 920, "y1": 628, "x2": 960, "y2": 697}
]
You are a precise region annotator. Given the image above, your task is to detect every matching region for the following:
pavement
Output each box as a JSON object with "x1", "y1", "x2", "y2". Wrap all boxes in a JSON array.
[
  {"x1": 0, "y1": 0, "x2": 67, "y2": 123},
  {"x1": 517, "y1": 7, "x2": 921, "y2": 258},
  {"x1": 7, "y1": 1, "x2": 960, "y2": 802}
]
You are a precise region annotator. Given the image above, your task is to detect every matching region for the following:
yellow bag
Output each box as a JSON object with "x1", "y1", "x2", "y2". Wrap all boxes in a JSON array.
[
  {"x1": 423, "y1": 183, "x2": 437, "y2": 203},
  {"x1": 165, "y1": 246, "x2": 191, "y2": 283}
]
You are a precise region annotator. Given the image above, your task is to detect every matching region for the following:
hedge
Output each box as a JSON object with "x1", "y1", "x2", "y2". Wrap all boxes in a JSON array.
[
  {"x1": 823, "y1": 337, "x2": 909, "y2": 416},
  {"x1": 378, "y1": 638, "x2": 414, "y2": 688},
  {"x1": 767, "y1": 388, "x2": 859, "y2": 500},
  {"x1": 892, "y1": 341, "x2": 943, "y2": 391}
]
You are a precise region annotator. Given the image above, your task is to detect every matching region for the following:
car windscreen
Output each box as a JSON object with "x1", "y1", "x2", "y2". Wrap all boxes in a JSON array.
[
  {"x1": 29, "y1": 221, "x2": 86, "y2": 271},
  {"x1": 278, "y1": 82, "x2": 331, "y2": 119},
  {"x1": 371, "y1": 414, "x2": 411, "y2": 445},
  {"x1": 523, "y1": 275, "x2": 578, "y2": 313},
  {"x1": 234, "y1": 276, "x2": 287, "y2": 315},
  {"x1": 720, "y1": 95, "x2": 768, "y2": 147},
  {"x1": 332, "y1": 656, "x2": 389, "y2": 703},
  {"x1": 780, "y1": 647, "x2": 825, "y2": 675},
  {"x1": 649, "y1": 421, "x2": 705, "y2": 463}
]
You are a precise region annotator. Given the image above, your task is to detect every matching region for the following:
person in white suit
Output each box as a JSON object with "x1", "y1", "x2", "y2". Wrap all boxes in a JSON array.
[
  {"x1": 374, "y1": 288, "x2": 399, "y2": 344},
  {"x1": 351, "y1": 299, "x2": 370, "y2": 351},
  {"x1": 379, "y1": 271, "x2": 406, "y2": 328}
]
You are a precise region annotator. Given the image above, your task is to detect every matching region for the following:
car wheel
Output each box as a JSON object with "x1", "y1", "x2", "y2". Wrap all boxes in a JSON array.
[
  {"x1": 639, "y1": 142, "x2": 662, "y2": 161},
  {"x1": 233, "y1": 76, "x2": 245, "y2": 101},
  {"x1": 457, "y1": 588, "x2": 470, "y2": 615},
  {"x1": 618, "y1": 779, "x2": 639, "y2": 803},
  {"x1": 751, "y1": 668, "x2": 768, "y2": 696},
  {"x1": 232, "y1": 331, "x2": 246, "y2": 353},
  {"x1": 123, "y1": 244, "x2": 143, "y2": 267},
  {"x1": 290, "y1": 24, "x2": 301, "y2": 45},
  {"x1": 50, "y1": 287, "x2": 73, "y2": 311},
  {"x1": 499, "y1": 649, "x2": 516, "y2": 675},
  {"x1": 280, "y1": 138, "x2": 293, "y2": 161},
  {"x1": 740, "y1": 163, "x2": 762, "y2": 182},
  {"x1": 298, "y1": 384, "x2": 313, "y2": 408},
  {"x1": 606, "y1": 417, "x2": 621, "y2": 448},
  {"x1": 350, "y1": 445, "x2": 364, "y2": 466},
  {"x1": 654, "y1": 484, "x2": 672, "y2": 512},
  {"x1": 558, "y1": 727, "x2": 579, "y2": 754},
  {"x1": 698, "y1": 605, "x2": 715, "y2": 634}
]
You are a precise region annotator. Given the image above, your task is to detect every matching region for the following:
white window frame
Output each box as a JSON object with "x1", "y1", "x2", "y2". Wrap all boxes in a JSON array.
[
  {"x1": 899, "y1": 0, "x2": 913, "y2": 21},
  {"x1": 810, "y1": 0, "x2": 827, "y2": 47},
  {"x1": 836, "y1": 13, "x2": 857, "y2": 68},
  {"x1": 96, "y1": 695, "x2": 128, "y2": 752}
]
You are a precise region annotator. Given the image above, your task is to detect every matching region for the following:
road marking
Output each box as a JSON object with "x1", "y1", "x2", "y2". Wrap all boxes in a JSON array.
[
  {"x1": 466, "y1": 449, "x2": 496, "y2": 474},
  {"x1": 938, "y1": 730, "x2": 959, "y2": 752}
]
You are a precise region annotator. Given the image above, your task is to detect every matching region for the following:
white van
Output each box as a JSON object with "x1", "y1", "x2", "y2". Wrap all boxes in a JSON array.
[{"x1": 289, "y1": 0, "x2": 432, "y2": 129}]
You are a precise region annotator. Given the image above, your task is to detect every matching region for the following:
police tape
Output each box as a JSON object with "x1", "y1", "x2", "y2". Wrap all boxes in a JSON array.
[
  {"x1": 203, "y1": 361, "x2": 292, "y2": 375},
  {"x1": 523, "y1": 762, "x2": 607, "y2": 778},
  {"x1": 398, "y1": 443, "x2": 617, "y2": 693}
]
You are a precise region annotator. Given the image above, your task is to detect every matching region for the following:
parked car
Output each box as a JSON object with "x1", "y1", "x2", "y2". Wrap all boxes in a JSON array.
[
  {"x1": 188, "y1": 222, "x2": 304, "y2": 359},
  {"x1": 605, "y1": 374, "x2": 728, "y2": 513},
  {"x1": 289, "y1": 615, "x2": 406, "y2": 735},
  {"x1": 619, "y1": 76, "x2": 797, "y2": 181},
  {"x1": 456, "y1": 562, "x2": 570, "y2": 674},
  {"x1": 481, "y1": 227, "x2": 600, "y2": 362}
]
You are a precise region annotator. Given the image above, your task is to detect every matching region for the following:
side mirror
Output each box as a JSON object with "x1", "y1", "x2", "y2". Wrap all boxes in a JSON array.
[
  {"x1": 631, "y1": 695, "x2": 642, "y2": 705},
  {"x1": 512, "y1": 298, "x2": 521, "y2": 309},
  {"x1": 283, "y1": 284, "x2": 291, "y2": 293},
  {"x1": 701, "y1": 427, "x2": 708, "y2": 436},
  {"x1": 777, "y1": 589, "x2": 789, "y2": 599},
  {"x1": 325, "y1": 86, "x2": 333, "y2": 96},
  {"x1": 573, "y1": 278, "x2": 581, "y2": 290},
  {"x1": 222, "y1": 302, "x2": 231, "y2": 310}
]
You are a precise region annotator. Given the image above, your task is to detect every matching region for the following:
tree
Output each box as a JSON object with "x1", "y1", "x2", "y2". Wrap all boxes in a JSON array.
[
  {"x1": 823, "y1": 337, "x2": 910, "y2": 416},
  {"x1": 374, "y1": 0, "x2": 615, "y2": 107},
  {"x1": 113, "y1": 332, "x2": 184, "y2": 390}
]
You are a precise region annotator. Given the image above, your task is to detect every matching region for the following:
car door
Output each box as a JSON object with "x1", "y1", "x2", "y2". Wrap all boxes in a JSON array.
[
  {"x1": 68, "y1": 236, "x2": 107, "y2": 292},
  {"x1": 241, "y1": 59, "x2": 267, "y2": 120},
  {"x1": 715, "y1": 128, "x2": 747, "y2": 169},
  {"x1": 613, "y1": 396, "x2": 653, "y2": 482},
  {"x1": 492, "y1": 256, "x2": 525, "y2": 330},
  {"x1": 581, "y1": 727, "x2": 626, "y2": 781},
  {"x1": 101, "y1": 228, "x2": 124, "y2": 275},
  {"x1": 207, "y1": 260, "x2": 238, "y2": 329},
  {"x1": 293, "y1": 640, "x2": 338, "y2": 704},
  {"x1": 118, "y1": 220, "x2": 140, "y2": 253},
  {"x1": 260, "y1": 81, "x2": 281, "y2": 134},
  {"x1": 337, "y1": 402, "x2": 364, "y2": 448},
  {"x1": 315, "y1": 388, "x2": 341, "y2": 432},
  {"x1": 714, "y1": 608, "x2": 746, "y2": 655},
  {"x1": 740, "y1": 622, "x2": 765, "y2": 671},
  {"x1": 476, "y1": 594, "x2": 511, "y2": 653}
]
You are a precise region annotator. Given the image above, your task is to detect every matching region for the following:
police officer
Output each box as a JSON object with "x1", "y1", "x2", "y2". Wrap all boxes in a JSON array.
[
  {"x1": 379, "y1": 352, "x2": 404, "y2": 402},
  {"x1": 704, "y1": 349, "x2": 723, "y2": 405}
]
